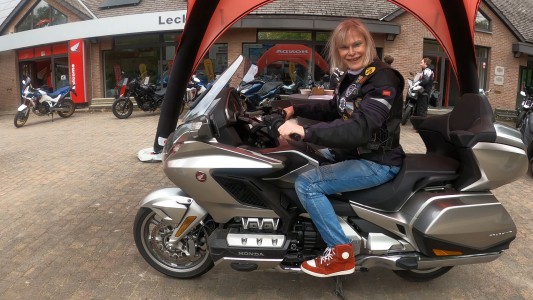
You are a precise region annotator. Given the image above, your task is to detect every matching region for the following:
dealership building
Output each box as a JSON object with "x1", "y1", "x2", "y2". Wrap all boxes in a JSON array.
[{"x1": 1, "y1": 0, "x2": 533, "y2": 114}]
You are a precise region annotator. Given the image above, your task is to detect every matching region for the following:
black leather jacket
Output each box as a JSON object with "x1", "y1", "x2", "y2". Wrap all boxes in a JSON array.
[{"x1": 293, "y1": 60, "x2": 405, "y2": 166}]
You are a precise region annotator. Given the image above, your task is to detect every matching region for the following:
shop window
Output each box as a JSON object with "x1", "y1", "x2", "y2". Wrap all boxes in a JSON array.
[
  {"x1": 100, "y1": 0, "x2": 141, "y2": 9},
  {"x1": 258, "y1": 31, "x2": 312, "y2": 41},
  {"x1": 475, "y1": 10, "x2": 491, "y2": 32},
  {"x1": 243, "y1": 43, "x2": 330, "y2": 88},
  {"x1": 194, "y1": 44, "x2": 228, "y2": 84},
  {"x1": 15, "y1": 0, "x2": 67, "y2": 32},
  {"x1": 316, "y1": 32, "x2": 330, "y2": 42},
  {"x1": 115, "y1": 34, "x2": 160, "y2": 48},
  {"x1": 103, "y1": 48, "x2": 160, "y2": 97}
]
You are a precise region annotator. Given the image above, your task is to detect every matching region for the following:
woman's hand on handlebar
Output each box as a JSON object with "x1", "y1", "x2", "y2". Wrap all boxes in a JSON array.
[
  {"x1": 283, "y1": 106, "x2": 295, "y2": 120},
  {"x1": 278, "y1": 120, "x2": 305, "y2": 141}
]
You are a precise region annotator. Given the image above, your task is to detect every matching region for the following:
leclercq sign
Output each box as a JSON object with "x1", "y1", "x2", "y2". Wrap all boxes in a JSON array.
[{"x1": 158, "y1": 14, "x2": 186, "y2": 25}]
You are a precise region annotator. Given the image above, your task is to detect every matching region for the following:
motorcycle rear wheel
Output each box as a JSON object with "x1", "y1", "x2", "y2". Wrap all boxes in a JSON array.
[
  {"x1": 393, "y1": 266, "x2": 453, "y2": 282},
  {"x1": 13, "y1": 109, "x2": 30, "y2": 128},
  {"x1": 133, "y1": 207, "x2": 214, "y2": 278},
  {"x1": 57, "y1": 99, "x2": 75, "y2": 118},
  {"x1": 401, "y1": 106, "x2": 413, "y2": 125},
  {"x1": 112, "y1": 98, "x2": 134, "y2": 119}
]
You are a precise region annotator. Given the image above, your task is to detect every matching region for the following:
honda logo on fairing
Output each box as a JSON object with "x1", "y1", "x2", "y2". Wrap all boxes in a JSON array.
[
  {"x1": 195, "y1": 171, "x2": 207, "y2": 182},
  {"x1": 238, "y1": 252, "x2": 265, "y2": 257}
]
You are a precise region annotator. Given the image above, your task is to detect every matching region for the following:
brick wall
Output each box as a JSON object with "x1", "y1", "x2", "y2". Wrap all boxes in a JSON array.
[
  {"x1": 0, "y1": 51, "x2": 19, "y2": 113},
  {"x1": 382, "y1": 3, "x2": 524, "y2": 110}
]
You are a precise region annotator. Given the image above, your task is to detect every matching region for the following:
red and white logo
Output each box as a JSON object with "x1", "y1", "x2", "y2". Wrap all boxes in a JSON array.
[
  {"x1": 70, "y1": 42, "x2": 80, "y2": 53},
  {"x1": 195, "y1": 171, "x2": 207, "y2": 182}
]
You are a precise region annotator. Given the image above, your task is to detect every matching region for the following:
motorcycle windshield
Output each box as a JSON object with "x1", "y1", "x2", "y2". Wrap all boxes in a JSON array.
[{"x1": 183, "y1": 55, "x2": 247, "y2": 122}]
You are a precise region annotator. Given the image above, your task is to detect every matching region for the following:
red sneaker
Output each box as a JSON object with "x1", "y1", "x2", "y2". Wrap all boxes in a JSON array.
[{"x1": 301, "y1": 243, "x2": 355, "y2": 277}]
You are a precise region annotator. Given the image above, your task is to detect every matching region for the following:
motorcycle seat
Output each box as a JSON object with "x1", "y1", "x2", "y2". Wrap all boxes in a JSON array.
[{"x1": 335, "y1": 153, "x2": 459, "y2": 212}]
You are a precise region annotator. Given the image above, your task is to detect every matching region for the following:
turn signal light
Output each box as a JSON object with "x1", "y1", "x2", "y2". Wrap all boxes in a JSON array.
[
  {"x1": 175, "y1": 216, "x2": 197, "y2": 237},
  {"x1": 433, "y1": 249, "x2": 463, "y2": 256}
]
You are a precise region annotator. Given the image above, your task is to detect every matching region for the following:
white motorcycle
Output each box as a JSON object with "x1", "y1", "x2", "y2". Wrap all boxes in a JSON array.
[{"x1": 14, "y1": 77, "x2": 77, "y2": 128}]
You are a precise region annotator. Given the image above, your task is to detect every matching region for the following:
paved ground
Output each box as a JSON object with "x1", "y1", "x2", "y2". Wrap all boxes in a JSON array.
[{"x1": 0, "y1": 110, "x2": 532, "y2": 300}]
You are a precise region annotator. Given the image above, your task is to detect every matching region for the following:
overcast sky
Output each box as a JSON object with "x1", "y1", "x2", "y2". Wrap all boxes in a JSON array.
[{"x1": 0, "y1": 0, "x2": 19, "y2": 27}]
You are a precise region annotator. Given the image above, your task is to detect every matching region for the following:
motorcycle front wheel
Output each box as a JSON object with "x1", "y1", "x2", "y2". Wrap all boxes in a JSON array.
[
  {"x1": 133, "y1": 207, "x2": 214, "y2": 278},
  {"x1": 13, "y1": 109, "x2": 30, "y2": 128},
  {"x1": 112, "y1": 98, "x2": 134, "y2": 119},
  {"x1": 401, "y1": 106, "x2": 413, "y2": 125},
  {"x1": 393, "y1": 266, "x2": 453, "y2": 282},
  {"x1": 57, "y1": 99, "x2": 75, "y2": 118}
]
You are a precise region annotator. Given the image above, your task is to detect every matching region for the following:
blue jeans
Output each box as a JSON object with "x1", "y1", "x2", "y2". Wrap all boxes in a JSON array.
[{"x1": 295, "y1": 159, "x2": 400, "y2": 247}]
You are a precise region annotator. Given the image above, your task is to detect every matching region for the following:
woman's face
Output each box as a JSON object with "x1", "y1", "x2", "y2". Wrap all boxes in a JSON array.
[{"x1": 338, "y1": 30, "x2": 367, "y2": 71}]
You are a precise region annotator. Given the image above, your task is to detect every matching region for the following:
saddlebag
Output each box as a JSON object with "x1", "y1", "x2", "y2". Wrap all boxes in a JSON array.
[{"x1": 411, "y1": 193, "x2": 516, "y2": 257}]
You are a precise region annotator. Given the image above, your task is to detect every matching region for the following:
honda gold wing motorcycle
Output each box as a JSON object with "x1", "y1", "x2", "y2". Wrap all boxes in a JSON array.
[
  {"x1": 134, "y1": 55, "x2": 527, "y2": 282},
  {"x1": 14, "y1": 77, "x2": 76, "y2": 128}
]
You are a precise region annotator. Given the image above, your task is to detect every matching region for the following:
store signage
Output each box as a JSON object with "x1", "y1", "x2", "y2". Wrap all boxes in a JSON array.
[
  {"x1": 158, "y1": 14, "x2": 186, "y2": 25},
  {"x1": 69, "y1": 39, "x2": 86, "y2": 104},
  {"x1": 0, "y1": 11, "x2": 187, "y2": 52}
]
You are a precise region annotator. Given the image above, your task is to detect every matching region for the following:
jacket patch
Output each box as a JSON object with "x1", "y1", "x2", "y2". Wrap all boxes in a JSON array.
[
  {"x1": 382, "y1": 89, "x2": 391, "y2": 97},
  {"x1": 365, "y1": 67, "x2": 376, "y2": 76}
]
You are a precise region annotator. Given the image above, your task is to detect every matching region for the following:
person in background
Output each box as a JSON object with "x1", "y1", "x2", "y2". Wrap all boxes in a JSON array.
[
  {"x1": 383, "y1": 54, "x2": 394, "y2": 65},
  {"x1": 277, "y1": 19, "x2": 405, "y2": 278},
  {"x1": 415, "y1": 57, "x2": 434, "y2": 117}
]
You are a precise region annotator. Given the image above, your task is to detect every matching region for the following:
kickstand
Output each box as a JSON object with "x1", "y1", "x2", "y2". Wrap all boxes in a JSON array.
[{"x1": 333, "y1": 276, "x2": 346, "y2": 300}]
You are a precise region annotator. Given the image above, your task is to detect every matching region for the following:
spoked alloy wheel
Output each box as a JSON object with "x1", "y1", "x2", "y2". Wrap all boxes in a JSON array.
[
  {"x1": 13, "y1": 109, "x2": 30, "y2": 128},
  {"x1": 57, "y1": 99, "x2": 75, "y2": 118},
  {"x1": 393, "y1": 266, "x2": 453, "y2": 282},
  {"x1": 133, "y1": 208, "x2": 213, "y2": 278},
  {"x1": 112, "y1": 98, "x2": 134, "y2": 119}
]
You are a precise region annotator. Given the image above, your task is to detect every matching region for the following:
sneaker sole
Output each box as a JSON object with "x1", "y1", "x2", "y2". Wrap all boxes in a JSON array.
[{"x1": 301, "y1": 267, "x2": 355, "y2": 278}]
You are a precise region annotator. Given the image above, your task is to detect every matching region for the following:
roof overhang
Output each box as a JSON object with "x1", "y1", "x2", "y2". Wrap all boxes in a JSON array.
[
  {"x1": 233, "y1": 15, "x2": 401, "y2": 35},
  {"x1": 512, "y1": 42, "x2": 533, "y2": 58}
]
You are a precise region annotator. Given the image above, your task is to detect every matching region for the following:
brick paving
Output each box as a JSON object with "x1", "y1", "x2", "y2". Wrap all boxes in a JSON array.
[{"x1": 0, "y1": 111, "x2": 532, "y2": 299}]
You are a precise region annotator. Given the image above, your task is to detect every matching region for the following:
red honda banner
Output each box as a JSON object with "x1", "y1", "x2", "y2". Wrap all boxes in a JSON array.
[{"x1": 69, "y1": 39, "x2": 86, "y2": 103}]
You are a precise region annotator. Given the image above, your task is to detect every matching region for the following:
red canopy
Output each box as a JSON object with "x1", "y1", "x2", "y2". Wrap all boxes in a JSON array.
[{"x1": 186, "y1": 0, "x2": 276, "y2": 73}]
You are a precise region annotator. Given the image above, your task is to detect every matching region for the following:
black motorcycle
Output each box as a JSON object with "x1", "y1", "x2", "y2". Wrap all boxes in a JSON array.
[
  {"x1": 516, "y1": 86, "x2": 533, "y2": 173},
  {"x1": 111, "y1": 77, "x2": 165, "y2": 119}
]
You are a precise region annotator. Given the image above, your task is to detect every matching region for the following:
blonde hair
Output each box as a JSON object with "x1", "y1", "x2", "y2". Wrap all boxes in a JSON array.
[{"x1": 327, "y1": 19, "x2": 378, "y2": 72}]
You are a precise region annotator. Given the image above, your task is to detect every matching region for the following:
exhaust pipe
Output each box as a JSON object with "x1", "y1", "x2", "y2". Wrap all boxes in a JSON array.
[{"x1": 357, "y1": 252, "x2": 503, "y2": 270}]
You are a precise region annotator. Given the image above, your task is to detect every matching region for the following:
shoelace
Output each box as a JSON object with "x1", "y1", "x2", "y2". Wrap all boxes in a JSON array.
[{"x1": 320, "y1": 247, "x2": 335, "y2": 265}]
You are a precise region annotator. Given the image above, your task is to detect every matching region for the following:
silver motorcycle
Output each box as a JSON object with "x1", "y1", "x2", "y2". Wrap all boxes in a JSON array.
[{"x1": 133, "y1": 55, "x2": 527, "y2": 281}]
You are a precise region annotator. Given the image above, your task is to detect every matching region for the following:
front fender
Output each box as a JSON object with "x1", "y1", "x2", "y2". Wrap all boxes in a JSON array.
[{"x1": 139, "y1": 188, "x2": 208, "y2": 241}]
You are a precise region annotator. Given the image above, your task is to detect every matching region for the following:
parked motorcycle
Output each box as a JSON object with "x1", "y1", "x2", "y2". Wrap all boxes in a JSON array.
[
  {"x1": 14, "y1": 77, "x2": 77, "y2": 128},
  {"x1": 133, "y1": 55, "x2": 527, "y2": 281},
  {"x1": 401, "y1": 72, "x2": 438, "y2": 125},
  {"x1": 238, "y1": 67, "x2": 283, "y2": 112},
  {"x1": 516, "y1": 87, "x2": 533, "y2": 173},
  {"x1": 111, "y1": 77, "x2": 165, "y2": 119}
]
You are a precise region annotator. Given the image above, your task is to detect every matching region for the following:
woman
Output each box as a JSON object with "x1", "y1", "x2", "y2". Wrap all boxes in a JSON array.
[{"x1": 277, "y1": 19, "x2": 405, "y2": 278}]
